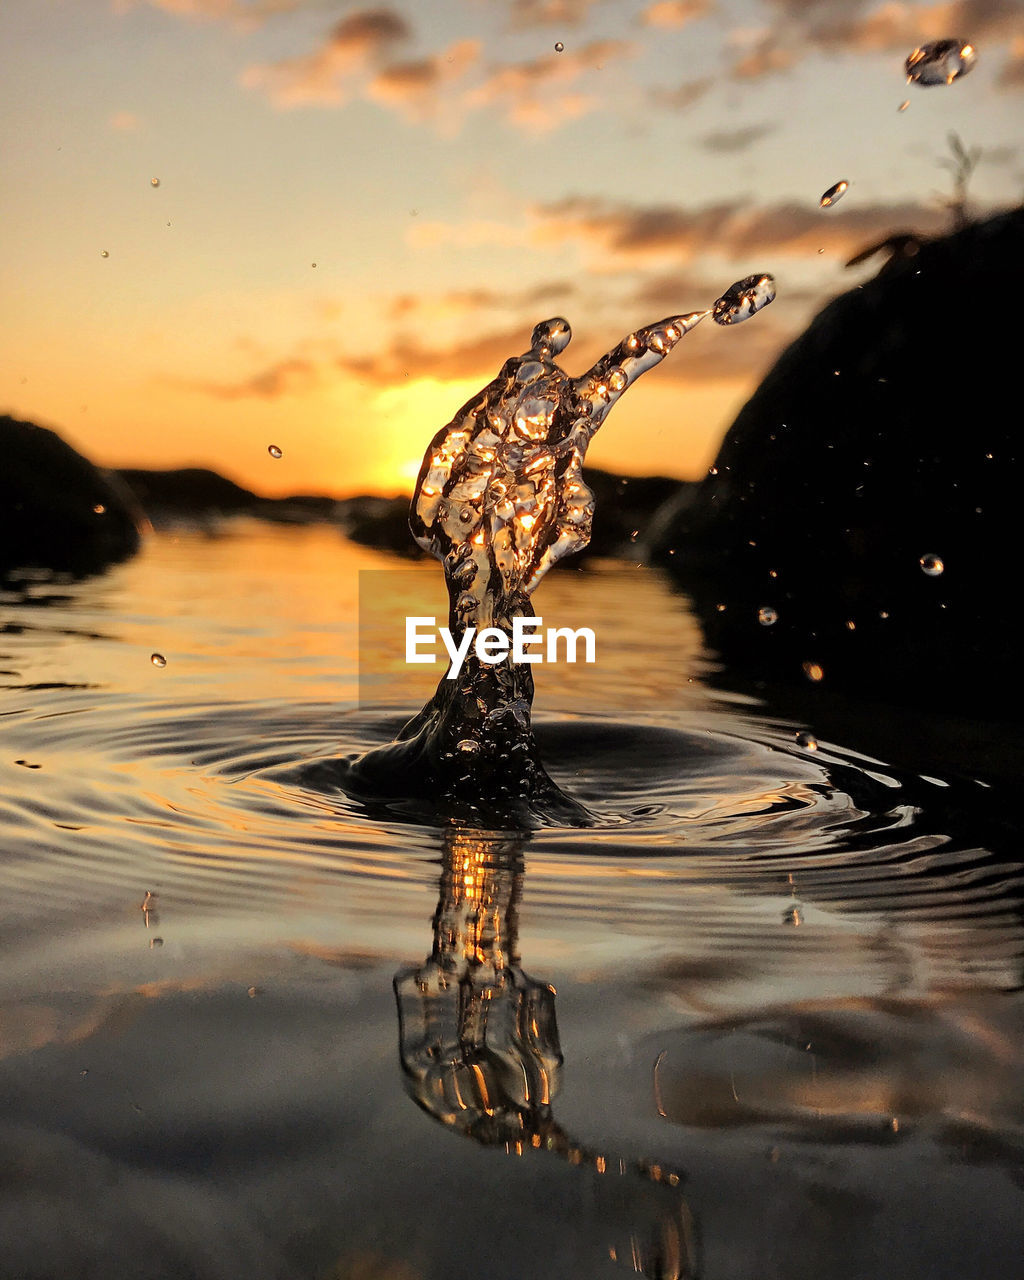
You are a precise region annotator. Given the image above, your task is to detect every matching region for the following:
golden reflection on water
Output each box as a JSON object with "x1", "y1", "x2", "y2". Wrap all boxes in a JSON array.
[{"x1": 395, "y1": 827, "x2": 698, "y2": 1279}]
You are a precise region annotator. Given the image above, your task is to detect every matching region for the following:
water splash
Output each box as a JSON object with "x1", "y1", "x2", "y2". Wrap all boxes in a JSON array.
[
  {"x1": 905, "y1": 39, "x2": 976, "y2": 87},
  {"x1": 339, "y1": 295, "x2": 771, "y2": 823},
  {"x1": 711, "y1": 274, "x2": 776, "y2": 325},
  {"x1": 820, "y1": 180, "x2": 849, "y2": 208}
]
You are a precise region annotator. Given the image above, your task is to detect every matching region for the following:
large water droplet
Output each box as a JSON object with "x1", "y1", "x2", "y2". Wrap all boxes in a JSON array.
[
  {"x1": 268, "y1": 444, "x2": 283, "y2": 459},
  {"x1": 905, "y1": 39, "x2": 976, "y2": 86},
  {"x1": 530, "y1": 316, "x2": 571, "y2": 355},
  {"x1": 758, "y1": 606, "x2": 778, "y2": 626},
  {"x1": 919, "y1": 552, "x2": 944, "y2": 576},
  {"x1": 150, "y1": 653, "x2": 167, "y2": 667},
  {"x1": 796, "y1": 731, "x2": 818, "y2": 751},
  {"x1": 457, "y1": 739, "x2": 480, "y2": 754},
  {"x1": 712, "y1": 274, "x2": 776, "y2": 325},
  {"x1": 819, "y1": 180, "x2": 848, "y2": 208}
]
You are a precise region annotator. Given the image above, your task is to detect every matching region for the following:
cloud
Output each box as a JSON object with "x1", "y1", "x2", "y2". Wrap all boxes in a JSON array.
[
  {"x1": 650, "y1": 76, "x2": 713, "y2": 109},
  {"x1": 465, "y1": 38, "x2": 635, "y2": 132},
  {"x1": 241, "y1": 9, "x2": 411, "y2": 106},
  {"x1": 184, "y1": 356, "x2": 319, "y2": 399},
  {"x1": 643, "y1": 0, "x2": 712, "y2": 27},
  {"x1": 729, "y1": 38, "x2": 797, "y2": 79},
  {"x1": 386, "y1": 279, "x2": 578, "y2": 321},
  {"x1": 726, "y1": 0, "x2": 1023, "y2": 81},
  {"x1": 505, "y1": 0, "x2": 606, "y2": 26},
  {"x1": 109, "y1": 110, "x2": 143, "y2": 132},
  {"x1": 114, "y1": 0, "x2": 306, "y2": 23},
  {"x1": 529, "y1": 194, "x2": 946, "y2": 264},
  {"x1": 999, "y1": 34, "x2": 1024, "y2": 87},
  {"x1": 367, "y1": 39, "x2": 481, "y2": 124},
  {"x1": 697, "y1": 122, "x2": 778, "y2": 152}
]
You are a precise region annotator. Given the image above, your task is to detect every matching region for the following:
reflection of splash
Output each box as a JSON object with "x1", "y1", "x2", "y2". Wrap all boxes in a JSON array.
[{"x1": 395, "y1": 828, "x2": 699, "y2": 1278}]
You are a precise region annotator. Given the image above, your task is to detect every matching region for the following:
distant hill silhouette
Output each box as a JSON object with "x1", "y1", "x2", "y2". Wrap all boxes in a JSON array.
[{"x1": 1, "y1": 414, "x2": 144, "y2": 578}]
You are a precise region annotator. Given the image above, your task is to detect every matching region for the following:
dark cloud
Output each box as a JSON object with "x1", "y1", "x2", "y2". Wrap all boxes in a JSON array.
[
  {"x1": 730, "y1": 40, "x2": 796, "y2": 80},
  {"x1": 184, "y1": 357, "x2": 319, "y2": 400},
  {"x1": 650, "y1": 77, "x2": 713, "y2": 110},
  {"x1": 386, "y1": 280, "x2": 578, "y2": 321},
  {"x1": 335, "y1": 324, "x2": 540, "y2": 385},
  {"x1": 729, "y1": 0, "x2": 1022, "y2": 81},
  {"x1": 367, "y1": 39, "x2": 480, "y2": 121},
  {"x1": 467, "y1": 38, "x2": 635, "y2": 130},
  {"x1": 698, "y1": 123, "x2": 778, "y2": 153},
  {"x1": 241, "y1": 8, "x2": 411, "y2": 106},
  {"x1": 532, "y1": 193, "x2": 947, "y2": 262}
]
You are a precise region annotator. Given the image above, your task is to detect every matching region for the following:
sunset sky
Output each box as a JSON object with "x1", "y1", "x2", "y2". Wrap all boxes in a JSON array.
[{"x1": 1, "y1": 0, "x2": 1021, "y2": 497}]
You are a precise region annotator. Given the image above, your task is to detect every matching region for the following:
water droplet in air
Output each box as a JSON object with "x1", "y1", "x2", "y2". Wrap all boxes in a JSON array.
[
  {"x1": 802, "y1": 661, "x2": 824, "y2": 683},
  {"x1": 248, "y1": 985, "x2": 261, "y2": 998},
  {"x1": 92, "y1": 503, "x2": 106, "y2": 514},
  {"x1": 716, "y1": 603, "x2": 726, "y2": 612},
  {"x1": 758, "y1": 606, "x2": 778, "y2": 626},
  {"x1": 819, "y1": 180, "x2": 849, "y2": 208},
  {"x1": 457, "y1": 739, "x2": 480, "y2": 753},
  {"x1": 150, "y1": 937, "x2": 163, "y2": 948},
  {"x1": 150, "y1": 177, "x2": 160, "y2": 187},
  {"x1": 100, "y1": 250, "x2": 109, "y2": 258},
  {"x1": 898, "y1": 99, "x2": 910, "y2": 111},
  {"x1": 268, "y1": 444, "x2": 283, "y2": 459},
  {"x1": 554, "y1": 42, "x2": 564, "y2": 53},
  {"x1": 783, "y1": 906, "x2": 803, "y2": 926},
  {"x1": 311, "y1": 262, "x2": 317, "y2": 268},
  {"x1": 905, "y1": 39, "x2": 976, "y2": 86},
  {"x1": 796, "y1": 731, "x2": 818, "y2": 751},
  {"x1": 150, "y1": 653, "x2": 166, "y2": 667},
  {"x1": 712, "y1": 274, "x2": 776, "y2": 325},
  {"x1": 919, "y1": 552, "x2": 944, "y2": 576}
]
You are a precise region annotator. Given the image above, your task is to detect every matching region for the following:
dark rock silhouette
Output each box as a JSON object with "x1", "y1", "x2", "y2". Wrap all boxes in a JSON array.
[
  {"x1": 651, "y1": 204, "x2": 1023, "y2": 716},
  {"x1": 0, "y1": 414, "x2": 144, "y2": 579}
]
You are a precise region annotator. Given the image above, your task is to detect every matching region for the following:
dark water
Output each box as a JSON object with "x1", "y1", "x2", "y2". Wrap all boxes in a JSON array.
[{"x1": 1, "y1": 522, "x2": 1021, "y2": 1279}]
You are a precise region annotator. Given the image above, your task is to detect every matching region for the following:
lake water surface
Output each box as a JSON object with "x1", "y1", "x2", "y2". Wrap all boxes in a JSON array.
[{"x1": 1, "y1": 522, "x2": 1021, "y2": 1279}]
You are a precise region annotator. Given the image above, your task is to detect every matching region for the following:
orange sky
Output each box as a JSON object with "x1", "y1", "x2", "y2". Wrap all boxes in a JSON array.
[{"x1": 1, "y1": 0, "x2": 1020, "y2": 497}]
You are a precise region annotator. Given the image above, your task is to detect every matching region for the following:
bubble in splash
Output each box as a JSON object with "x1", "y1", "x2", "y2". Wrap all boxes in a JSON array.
[
  {"x1": 150, "y1": 177, "x2": 160, "y2": 187},
  {"x1": 268, "y1": 444, "x2": 283, "y2": 459},
  {"x1": 919, "y1": 552, "x2": 944, "y2": 576},
  {"x1": 819, "y1": 180, "x2": 848, "y2": 208},
  {"x1": 150, "y1": 653, "x2": 167, "y2": 667},
  {"x1": 758, "y1": 606, "x2": 778, "y2": 626},
  {"x1": 796, "y1": 731, "x2": 818, "y2": 751},
  {"x1": 712, "y1": 274, "x2": 776, "y2": 325},
  {"x1": 554, "y1": 42, "x2": 564, "y2": 53},
  {"x1": 905, "y1": 39, "x2": 976, "y2": 86}
]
